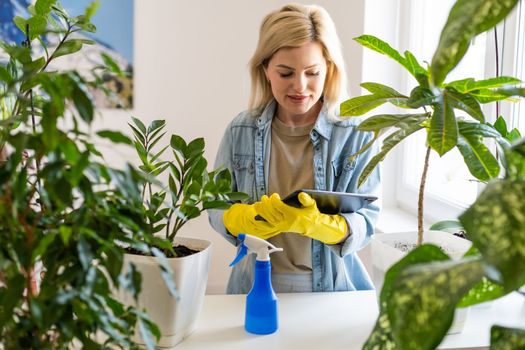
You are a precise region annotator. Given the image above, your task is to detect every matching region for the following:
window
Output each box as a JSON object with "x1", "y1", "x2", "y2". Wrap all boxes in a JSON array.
[{"x1": 395, "y1": 0, "x2": 525, "y2": 222}]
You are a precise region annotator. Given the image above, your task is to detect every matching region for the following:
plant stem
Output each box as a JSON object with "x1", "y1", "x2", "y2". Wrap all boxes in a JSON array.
[
  {"x1": 494, "y1": 27, "x2": 500, "y2": 119},
  {"x1": 418, "y1": 146, "x2": 431, "y2": 245}
]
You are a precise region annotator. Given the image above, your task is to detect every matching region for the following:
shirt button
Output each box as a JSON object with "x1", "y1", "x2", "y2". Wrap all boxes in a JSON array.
[{"x1": 317, "y1": 166, "x2": 322, "y2": 171}]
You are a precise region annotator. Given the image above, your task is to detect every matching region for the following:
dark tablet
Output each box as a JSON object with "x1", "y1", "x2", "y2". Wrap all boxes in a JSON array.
[
  {"x1": 282, "y1": 189, "x2": 377, "y2": 214},
  {"x1": 255, "y1": 189, "x2": 377, "y2": 220}
]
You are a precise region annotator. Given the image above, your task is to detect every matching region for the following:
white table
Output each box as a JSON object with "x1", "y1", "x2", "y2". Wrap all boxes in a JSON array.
[{"x1": 173, "y1": 291, "x2": 525, "y2": 350}]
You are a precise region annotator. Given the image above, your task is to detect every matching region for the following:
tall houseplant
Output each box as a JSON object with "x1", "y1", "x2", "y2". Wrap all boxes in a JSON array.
[
  {"x1": 114, "y1": 118, "x2": 246, "y2": 348},
  {"x1": 351, "y1": 0, "x2": 525, "y2": 348},
  {"x1": 0, "y1": 2, "x2": 160, "y2": 349},
  {"x1": 341, "y1": 0, "x2": 524, "y2": 245}
]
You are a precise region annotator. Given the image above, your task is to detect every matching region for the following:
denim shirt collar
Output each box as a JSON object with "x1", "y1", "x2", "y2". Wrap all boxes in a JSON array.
[{"x1": 257, "y1": 99, "x2": 334, "y2": 141}]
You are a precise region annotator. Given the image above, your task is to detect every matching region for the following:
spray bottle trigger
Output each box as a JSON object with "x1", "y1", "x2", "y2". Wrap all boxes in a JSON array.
[{"x1": 229, "y1": 243, "x2": 248, "y2": 267}]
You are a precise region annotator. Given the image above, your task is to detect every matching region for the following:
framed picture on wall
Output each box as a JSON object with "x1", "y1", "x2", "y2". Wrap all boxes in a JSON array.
[{"x1": 0, "y1": 0, "x2": 134, "y2": 109}]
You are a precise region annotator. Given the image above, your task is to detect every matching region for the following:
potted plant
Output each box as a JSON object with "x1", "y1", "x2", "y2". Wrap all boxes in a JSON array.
[
  {"x1": 341, "y1": 0, "x2": 524, "y2": 296},
  {"x1": 352, "y1": 0, "x2": 525, "y2": 348},
  {"x1": 114, "y1": 117, "x2": 247, "y2": 348},
  {"x1": 0, "y1": 2, "x2": 160, "y2": 349}
]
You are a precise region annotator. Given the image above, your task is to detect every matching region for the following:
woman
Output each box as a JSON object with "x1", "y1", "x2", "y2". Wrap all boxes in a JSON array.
[{"x1": 209, "y1": 3, "x2": 381, "y2": 294}]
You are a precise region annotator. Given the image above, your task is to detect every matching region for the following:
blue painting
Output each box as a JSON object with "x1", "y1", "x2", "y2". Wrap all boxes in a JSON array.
[{"x1": 0, "y1": 0, "x2": 134, "y2": 109}]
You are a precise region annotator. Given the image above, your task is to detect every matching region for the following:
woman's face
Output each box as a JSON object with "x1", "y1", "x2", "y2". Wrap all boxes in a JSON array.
[{"x1": 264, "y1": 41, "x2": 327, "y2": 126}]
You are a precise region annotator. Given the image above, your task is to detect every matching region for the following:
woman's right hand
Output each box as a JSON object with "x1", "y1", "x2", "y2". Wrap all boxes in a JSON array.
[{"x1": 223, "y1": 203, "x2": 280, "y2": 240}]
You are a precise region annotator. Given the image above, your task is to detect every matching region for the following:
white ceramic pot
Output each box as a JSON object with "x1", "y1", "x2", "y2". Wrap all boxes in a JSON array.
[
  {"x1": 371, "y1": 230, "x2": 472, "y2": 334},
  {"x1": 119, "y1": 237, "x2": 212, "y2": 348}
]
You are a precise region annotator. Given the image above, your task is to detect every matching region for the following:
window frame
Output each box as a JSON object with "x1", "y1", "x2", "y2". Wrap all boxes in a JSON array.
[{"x1": 394, "y1": 0, "x2": 524, "y2": 223}]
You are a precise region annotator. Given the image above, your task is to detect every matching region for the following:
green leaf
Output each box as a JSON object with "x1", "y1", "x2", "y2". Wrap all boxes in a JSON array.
[
  {"x1": 358, "y1": 121, "x2": 424, "y2": 187},
  {"x1": 24, "y1": 56, "x2": 46, "y2": 74},
  {"x1": 52, "y1": 39, "x2": 94, "y2": 59},
  {"x1": 354, "y1": 35, "x2": 407, "y2": 71},
  {"x1": 17, "y1": 15, "x2": 47, "y2": 40},
  {"x1": 0, "y1": 275, "x2": 25, "y2": 324},
  {"x1": 431, "y1": 0, "x2": 519, "y2": 86},
  {"x1": 459, "y1": 178, "x2": 525, "y2": 291},
  {"x1": 457, "y1": 121, "x2": 500, "y2": 181},
  {"x1": 131, "y1": 117, "x2": 147, "y2": 134},
  {"x1": 507, "y1": 128, "x2": 522, "y2": 142},
  {"x1": 361, "y1": 82, "x2": 406, "y2": 98},
  {"x1": 357, "y1": 113, "x2": 427, "y2": 132},
  {"x1": 404, "y1": 50, "x2": 429, "y2": 86},
  {"x1": 101, "y1": 52, "x2": 124, "y2": 76},
  {"x1": 147, "y1": 119, "x2": 165, "y2": 134},
  {"x1": 225, "y1": 191, "x2": 250, "y2": 201},
  {"x1": 13, "y1": 16, "x2": 27, "y2": 35},
  {"x1": 97, "y1": 130, "x2": 133, "y2": 145},
  {"x1": 428, "y1": 92, "x2": 458, "y2": 156},
  {"x1": 71, "y1": 82, "x2": 94, "y2": 123},
  {"x1": 169, "y1": 162, "x2": 181, "y2": 183},
  {"x1": 362, "y1": 313, "x2": 396, "y2": 350},
  {"x1": 41, "y1": 102, "x2": 59, "y2": 150},
  {"x1": 203, "y1": 200, "x2": 230, "y2": 210},
  {"x1": 429, "y1": 220, "x2": 463, "y2": 232},
  {"x1": 407, "y1": 86, "x2": 438, "y2": 108},
  {"x1": 340, "y1": 93, "x2": 407, "y2": 117},
  {"x1": 170, "y1": 134, "x2": 187, "y2": 155},
  {"x1": 83, "y1": 0, "x2": 100, "y2": 21},
  {"x1": 363, "y1": 245, "x2": 450, "y2": 350},
  {"x1": 33, "y1": 232, "x2": 56, "y2": 260},
  {"x1": 446, "y1": 76, "x2": 522, "y2": 93},
  {"x1": 470, "y1": 88, "x2": 512, "y2": 103},
  {"x1": 129, "y1": 123, "x2": 145, "y2": 145},
  {"x1": 388, "y1": 258, "x2": 484, "y2": 350},
  {"x1": 457, "y1": 276, "x2": 506, "y2": 307},
  {"x1": 35, "y1": 0, "x2": 56, "y2": 15},
  {"x1": 493, "y1": 116, "x2": 508, "y2": 137},
  {"x1": 447, "y1": 89, "x2": 485, "y2": 122},
  {"x1": 186, "y1": 138, "x2": 205, "y2": 158},
  {"x1": 490, "y1": 325, "x2": 525, "y2": 349},
  {"x1": 77, "y1": 238, "x2": 93, "y2": 270},
  {"x1": 151, "y1": 248, "x2": 178, "y2": 298},
  {"x1": 138, "y1": 318, "x2": 157, "y2": 350}
]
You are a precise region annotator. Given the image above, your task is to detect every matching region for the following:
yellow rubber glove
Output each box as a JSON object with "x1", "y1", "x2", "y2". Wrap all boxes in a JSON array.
[
  {"x1": 253, "y1": 192, "x2": 348, "y2": 245},
  {"x1": 223, "y1": 203, "x2": 281, "y2": 239}
]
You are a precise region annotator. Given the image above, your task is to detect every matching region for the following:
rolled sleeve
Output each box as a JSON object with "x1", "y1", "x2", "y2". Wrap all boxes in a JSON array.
[
  {"x1": 327, "y1": 133, "x2": 382, "y2": 257},
  {"x1": 207, "y1": 122, "x2": 239, "y2": 247}
]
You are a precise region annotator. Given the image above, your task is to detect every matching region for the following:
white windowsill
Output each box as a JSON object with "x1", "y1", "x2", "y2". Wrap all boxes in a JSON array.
[{"x1": 375, "y1": 204, "x2": 431, "y2": 234}]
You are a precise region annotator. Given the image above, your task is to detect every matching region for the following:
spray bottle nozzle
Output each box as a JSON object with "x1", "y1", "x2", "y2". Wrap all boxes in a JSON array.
[{"x1": 229, "y1": 233, "x2": 283, "y2": 267}]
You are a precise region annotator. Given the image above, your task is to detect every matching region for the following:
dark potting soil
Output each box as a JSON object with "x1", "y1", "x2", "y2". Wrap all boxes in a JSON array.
[{"x1": 125, "y1": 244, "x2": 199, "y2": 258}]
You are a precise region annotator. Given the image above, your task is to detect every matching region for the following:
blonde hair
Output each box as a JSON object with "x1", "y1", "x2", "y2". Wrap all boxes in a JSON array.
[{"x1": 248, "y1": 3, "x2": 348, "y2": 115}]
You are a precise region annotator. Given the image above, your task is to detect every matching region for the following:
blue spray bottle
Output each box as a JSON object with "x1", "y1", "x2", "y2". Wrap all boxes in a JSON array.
[{"x1": 229, "y1": 233, "x2": 283, "y2": 334}]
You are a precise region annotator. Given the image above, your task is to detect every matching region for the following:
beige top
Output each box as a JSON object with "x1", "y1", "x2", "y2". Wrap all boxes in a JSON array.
[{"x1": 267, "y1": 117, "x2": 314, "y2": 274}]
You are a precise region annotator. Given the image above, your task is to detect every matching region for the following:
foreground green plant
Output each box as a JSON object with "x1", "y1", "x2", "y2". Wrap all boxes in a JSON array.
[
  {"x1": 341, "y1": 0, "x2": 524, "y2": 245},
  {"x1": 0, "y1": 2, "x2": 160, "y2": 348}
]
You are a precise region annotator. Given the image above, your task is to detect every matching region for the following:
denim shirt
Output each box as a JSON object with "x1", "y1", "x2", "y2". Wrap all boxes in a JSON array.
[{"x1": 208, "y1": 100, "x2": 381, "y2": 294}]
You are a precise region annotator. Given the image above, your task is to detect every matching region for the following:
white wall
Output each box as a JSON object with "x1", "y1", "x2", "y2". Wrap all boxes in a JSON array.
[{"x1": 94, "y1": 0, "x2": 367, "y2": 294}]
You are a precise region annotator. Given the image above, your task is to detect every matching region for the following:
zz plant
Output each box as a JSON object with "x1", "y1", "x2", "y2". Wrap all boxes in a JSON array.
[
  {"x1": 341, "y1": 0, "x2": 525, "y2": 245},
  {"x1": 127, "y1": 117, "x2": 247, "y2": 257},
  {"x1": 0, "y1": 2, "x2": 160, "y2": 349}
]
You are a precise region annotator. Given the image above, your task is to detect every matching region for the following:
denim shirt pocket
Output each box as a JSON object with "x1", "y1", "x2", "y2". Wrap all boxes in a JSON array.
[
  {"x1": 232, "y1": 154, "x2": 256, "y2": 201},
  {"x1": 331, "y1": 155, "x2": 356, "y2": 192}
]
